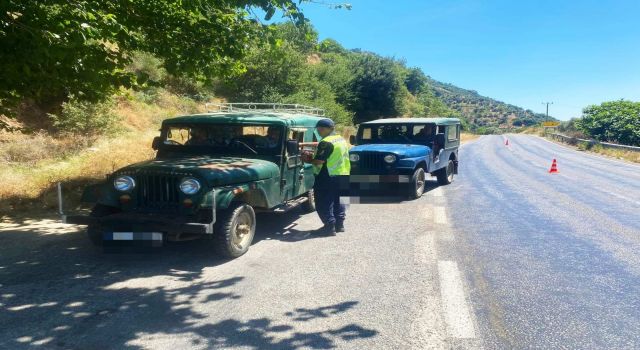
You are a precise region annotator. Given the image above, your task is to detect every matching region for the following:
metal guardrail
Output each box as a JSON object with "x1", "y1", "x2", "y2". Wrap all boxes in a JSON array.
[
  {"x1": 547, "y1": 133, "x2": 640, "y2": 152},
  {"x1": 205, "y1": 103, "x2": 325, "y2": 116}
]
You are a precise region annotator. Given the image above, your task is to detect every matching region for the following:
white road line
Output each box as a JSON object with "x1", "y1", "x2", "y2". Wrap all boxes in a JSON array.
[
  {"x1": 431, "y1": 187, "x2": 444, "y2": 197},
  {"x1": 437, "y1": 261, "x2": 477, "y2": 339},
  {"x1": 433, "y1": 206, "x2": 447, "y2": 224}
]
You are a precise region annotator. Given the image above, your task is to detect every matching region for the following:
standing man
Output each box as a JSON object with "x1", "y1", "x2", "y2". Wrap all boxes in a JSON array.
[{"x1": 306, "y1": 118, "x2": 350, "y2": 236}]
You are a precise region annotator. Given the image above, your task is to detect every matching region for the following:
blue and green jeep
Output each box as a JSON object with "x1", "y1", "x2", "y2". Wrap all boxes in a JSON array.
[
  {"x1": 64, "y1": 104, "x2": 325, "y2": 258},
  {"x1": 348, "y1": 118, "x2": 460, "y2": 199}
]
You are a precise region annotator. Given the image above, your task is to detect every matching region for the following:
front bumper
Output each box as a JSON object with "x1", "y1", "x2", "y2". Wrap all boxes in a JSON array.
[
  {"x1": 66, "y1": 213, "x2": 214, "y2": 234},
  {"x1": 349, "y1": 174, "x2": 411, "y2": 183}
]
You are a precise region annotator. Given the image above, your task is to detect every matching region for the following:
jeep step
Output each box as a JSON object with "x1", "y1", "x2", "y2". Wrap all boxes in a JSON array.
[{"x1": 272, "y1": 196, "x2": 310, "y2": 213}]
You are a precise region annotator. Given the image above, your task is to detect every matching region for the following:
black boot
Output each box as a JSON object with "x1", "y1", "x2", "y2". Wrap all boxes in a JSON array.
[
  {"x1": 313, "y1": 223, "x2": 336, "y2": 236},
  {"x1": 335, "y1": 221, "x2": 345, "y2": 233}
]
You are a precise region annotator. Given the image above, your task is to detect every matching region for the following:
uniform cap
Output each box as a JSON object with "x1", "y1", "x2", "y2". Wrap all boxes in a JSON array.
[{"x1": 316, "y1": 118, "x2": 335, "y2": 128}]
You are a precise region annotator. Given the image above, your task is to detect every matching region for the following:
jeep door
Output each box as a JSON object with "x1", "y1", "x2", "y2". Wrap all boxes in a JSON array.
[
  {"x1": 281, "y1": 128, "x2": 307, "y2": 200},
  {"x1": 433, "y1": 124, "x2": 460, "y2": 169}
]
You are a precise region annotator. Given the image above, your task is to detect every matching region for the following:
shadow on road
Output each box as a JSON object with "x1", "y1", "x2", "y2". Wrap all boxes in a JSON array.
[
  {"x1": 343, "y1": 179, "x2": 441, "y2": 204},
  {"x1": 0, "y1": 213, "x2": 378, "y2": 349}
]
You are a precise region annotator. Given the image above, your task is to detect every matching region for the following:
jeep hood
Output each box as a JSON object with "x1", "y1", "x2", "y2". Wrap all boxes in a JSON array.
[
  {"x1": 116, "y1": 156, "x2": 280, "y2": 186},
  {"x1": 350, "y1": 144, "x2": 431, "y2": 158}
]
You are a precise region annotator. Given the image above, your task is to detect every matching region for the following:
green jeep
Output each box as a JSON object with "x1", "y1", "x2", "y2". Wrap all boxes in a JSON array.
[{"x1": 64, "y1": 103, "x2": 324, "y2": 258}]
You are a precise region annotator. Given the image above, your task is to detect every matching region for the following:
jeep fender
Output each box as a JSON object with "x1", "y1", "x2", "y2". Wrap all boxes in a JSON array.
[
  {"x1": 81, "y1": 183, "x2": 120, "y2": 207},
  {"x1": 397, "y1": 156, "x2": 430, "y2": 172},
  {"x1": 205, "y1": 185, "x2": 270, "y2": 210}
]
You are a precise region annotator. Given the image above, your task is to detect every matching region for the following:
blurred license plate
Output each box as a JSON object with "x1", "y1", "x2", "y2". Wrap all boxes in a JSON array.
[
  {"x1": 109, "y1": 232, "x2": 162, "y2": 240},
  {"x1": 105, "y1": 232, "x2": 163, "y2": 246}
]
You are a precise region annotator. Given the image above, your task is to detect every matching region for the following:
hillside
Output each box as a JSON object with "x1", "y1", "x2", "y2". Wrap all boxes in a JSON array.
[{"x1": 427, "y1": 77, "x2": 551, "y2": 133}]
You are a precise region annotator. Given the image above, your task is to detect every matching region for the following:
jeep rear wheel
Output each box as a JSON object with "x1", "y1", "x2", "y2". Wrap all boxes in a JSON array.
[
  {"x1": 436, "y1": 160, "x2": 455, "y2": 185},
  {"x1": 408, "y1": 168, "x2": 426, "y2": 199},
  {"x1": 214, "y1": 203, "x2": 256, "y2": 258},
  {"x1": 302, "y1": 190, "x2": 316, "y2": 213}
]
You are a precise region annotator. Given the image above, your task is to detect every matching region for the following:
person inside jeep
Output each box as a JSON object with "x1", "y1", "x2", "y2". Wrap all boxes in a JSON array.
[
  {"x1": 186, "y1": 128, "x2": 209, "y2": 145},
  {"x1": 266, "y1": 127, "x2": 281, "y2": 148},
  {"x1": 256, "y1": 126, "x2": 282, "y2": 150},
  {"x1": 381, "y1": 125, "x2": 411, "y2": 143},
  {"x1": 413, "y1": 124, "x2": 434, "y2": 143},
  {"x1": 211, "y1": 127, "x2": 228, "y2": 146}
]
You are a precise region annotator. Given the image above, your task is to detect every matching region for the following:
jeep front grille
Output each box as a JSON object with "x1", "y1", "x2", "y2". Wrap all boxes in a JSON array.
[
  {"x1": 136, "y1": 175, "x2": 181, "y2": 210},
  {"x1": 358, "y1": 152, "x2": 387, "y2": 170}
]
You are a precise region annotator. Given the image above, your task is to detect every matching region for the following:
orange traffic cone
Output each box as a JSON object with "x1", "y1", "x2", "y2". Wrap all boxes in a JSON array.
[
  {"x1": 505, "y1": 139, "x2": 509, "y2": 146},
  {"x1": 549, "y1": 159, "x2": 559, "y2": 173}
]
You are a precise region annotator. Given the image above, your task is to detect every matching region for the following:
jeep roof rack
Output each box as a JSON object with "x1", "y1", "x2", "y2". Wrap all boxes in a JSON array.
[{"x1": 205, "y1": 103, "x2": 325, "y2": 116}]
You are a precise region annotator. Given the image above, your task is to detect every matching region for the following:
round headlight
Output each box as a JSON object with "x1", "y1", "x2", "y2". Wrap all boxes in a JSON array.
[
  {"x1": 179, "y1": 178, "x2": 201, "y2": 195},
  {"x1": 114, "y1": 176, "x2": 135, "y2": 192},
  {"x1": 384, "y1": 154, "x2": 397, "y2": 163},
  {"x1": 349, "y1": 153, "x2": 360, "y2": 162}
]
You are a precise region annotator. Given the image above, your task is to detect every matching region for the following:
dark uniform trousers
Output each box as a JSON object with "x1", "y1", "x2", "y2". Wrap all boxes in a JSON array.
[{"x1": 313, "y1": 175, "x2": 346, "y2": 226}]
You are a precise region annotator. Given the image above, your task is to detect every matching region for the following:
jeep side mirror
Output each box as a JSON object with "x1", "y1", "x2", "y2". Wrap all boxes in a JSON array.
[
  {"x1": 286, "y1": 140, "x2": 300, "y2": 155},
  {"x1": 435, "y1": 133, "x2": 446, "y2": 146},
  {"x1": 152, "y1": 136, "x2": 162, "y2": 150},
  {"x1": 349, "y1": 135, "x2": 356, "y2": 145}
]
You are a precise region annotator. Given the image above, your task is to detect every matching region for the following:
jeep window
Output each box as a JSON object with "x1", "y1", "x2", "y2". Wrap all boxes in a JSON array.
[
  {"x1": 160, "y1": 124, "x2": 283, "y2": 156},
  {"x1": 447, "y1": 125, "x2": 458, "y2": 141},
  {"x1": 287, "y1": 129, "x2": 306, "y2": 167},
  {"x1": 412, "y1": 124, "x2": 435, "y2": 143},
  {"x1": 358, "y1": 124, "x2": 436, "y2": 145}
]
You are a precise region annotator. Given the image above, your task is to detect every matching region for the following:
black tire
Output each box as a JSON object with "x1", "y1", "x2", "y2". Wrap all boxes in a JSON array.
[
  {"x1": 408, "y1": 167, "x2": 426, "y2": 199},
  {"x1": 436, "y1": 160, "x2": 455, "y2": 185},
  {"x1": 213, "y1": 203, "x2": 256, "y2": 258},
  {"x1": 87, "y1": 204, "x2": 118, "y2": 247},
  {"x1": 302, "y1": 190, "x2": 316, "y2": 213}
]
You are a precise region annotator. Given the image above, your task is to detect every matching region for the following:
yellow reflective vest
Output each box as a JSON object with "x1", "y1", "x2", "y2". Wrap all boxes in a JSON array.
[{"x1": 313, "y1": 134, "x2": 351, "y2": 176}]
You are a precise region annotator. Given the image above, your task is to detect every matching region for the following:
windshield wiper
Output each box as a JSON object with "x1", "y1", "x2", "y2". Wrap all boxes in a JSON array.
[{"x1": 233, "y1": 140, "x2": 258, "y2": 155}]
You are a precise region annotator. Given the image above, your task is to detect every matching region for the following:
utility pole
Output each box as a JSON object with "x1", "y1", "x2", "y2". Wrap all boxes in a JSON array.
[{"x1": 542, "y1": 102, "x2": 553, "y2": 120}]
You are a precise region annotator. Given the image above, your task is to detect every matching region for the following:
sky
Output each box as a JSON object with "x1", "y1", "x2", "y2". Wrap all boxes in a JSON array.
[{"x1": 297, "y1": 0, "x2": 640, "y2": 120}]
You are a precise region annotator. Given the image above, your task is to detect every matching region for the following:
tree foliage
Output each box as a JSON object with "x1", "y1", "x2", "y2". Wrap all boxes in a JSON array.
[
  {"x1": 0, "y1": 0, "x2": 307, "y2": 115},
  {"x1": 217, "y1": 23, "x2": 462, "y2": 126},
  {"x1": 346, "y1": 53, "x2": 406, "y2": 123},
  {"x1": 576, "y1": 100, "x2": 640, "y2": 146}
]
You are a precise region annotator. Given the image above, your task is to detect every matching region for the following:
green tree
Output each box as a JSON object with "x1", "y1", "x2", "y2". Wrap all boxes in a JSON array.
[
  {"x1": 218, "y1": 39, "x2": 307, "y2": 102},
  {"x1": 312, "y1": 51, "x2": 354, "y2": 107},
  {"x1": 318, "y1": 38, "x2": 347, "y2": 54},
  {"x1": 0, "y1": 0, "x2": 307, "y2": 116},
  {"x1": 347, "y1": 53, "x2": 405, "y2": 123},
  {"x1": 404, "y1": 67, "x2": 428, "y2": 95},
  {"x1": 577, "y1": 100, "x2": 640, "y2": 146}
]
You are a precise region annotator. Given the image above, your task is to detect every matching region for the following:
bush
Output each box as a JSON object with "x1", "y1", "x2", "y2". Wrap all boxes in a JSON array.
[
  {"x1": 48, "y1": 97, "x2": 120, "y2": 137},
  {"x1": 577, "y1": 100, "x2": 640, "y2": 146},
  {"x1": 126, "y1": 51, "x2": 167, "y2": 86}
]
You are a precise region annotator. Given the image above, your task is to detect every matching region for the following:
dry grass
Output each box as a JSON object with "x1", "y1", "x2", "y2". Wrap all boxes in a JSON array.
[
  {"x1": 0, "y1": 89, "x2": 206, "y2": 215},
  {"x1": 460, "y1": 132, "x2": 480, "y2": 144},
  {"x1": 547, "y1": 136, "x2": 640, "y2": 164},
  {"x1": 0, "y1": 131, "x2": 157, "y2": 214},
  {"x1": 578, "y1": 143, "x2": 640, "y2": 163}
]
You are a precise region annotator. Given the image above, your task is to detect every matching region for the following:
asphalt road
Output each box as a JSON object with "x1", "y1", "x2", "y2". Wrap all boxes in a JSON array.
[
  {"x1": 1, "y1": 134, "x2": 639, "y2": 349},
  {"x1": 446, "y1": 134, "x2": 640, "y2": 349}
]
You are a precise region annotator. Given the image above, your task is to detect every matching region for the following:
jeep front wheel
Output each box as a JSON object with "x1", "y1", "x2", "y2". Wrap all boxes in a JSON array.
[
  {"x1": 214, "y1": 203, "x2": 256, "y2": 258},
  {"x1": 408, "y1": 168, "x2": 426, "y2": 199},
  {"x1": 436, "y1": 160, "x2": 455, "y2": 185}
]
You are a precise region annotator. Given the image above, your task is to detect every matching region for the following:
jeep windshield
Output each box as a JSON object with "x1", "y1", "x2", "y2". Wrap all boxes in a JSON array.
[
  {"x1": 357, "y1": 123, "x2": 436, "y2": 145},
  {"x1": 158, "y1": 124, "x2": 283, "y2": 157}
]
